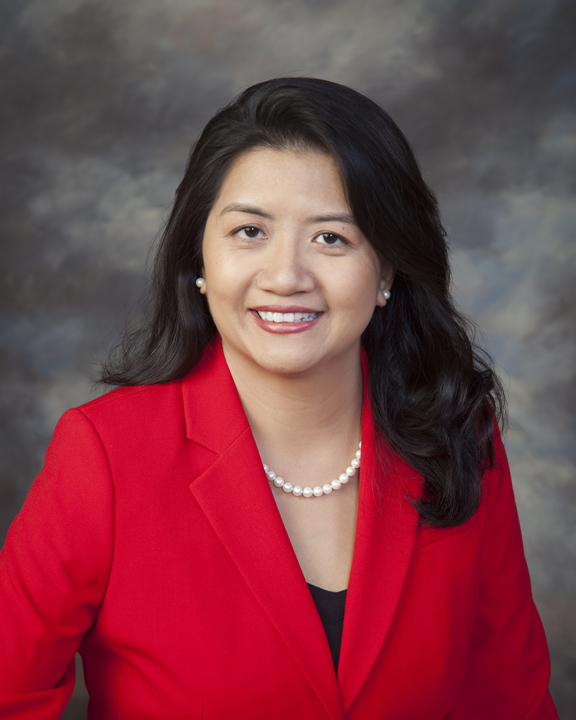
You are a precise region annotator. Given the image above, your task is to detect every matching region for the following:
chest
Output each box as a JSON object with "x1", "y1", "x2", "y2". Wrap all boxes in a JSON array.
[
  {"x1": 82, "y1": 445, "x2": 482, "y2": 717},
  {"x1": 272, "y1": 480, "x2": 359, "y2": 591}
]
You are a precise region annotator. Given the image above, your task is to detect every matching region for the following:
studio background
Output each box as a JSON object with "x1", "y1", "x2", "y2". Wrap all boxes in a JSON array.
[{"x1": 1, "y1": 0, "x2": 574, "y2": 717}]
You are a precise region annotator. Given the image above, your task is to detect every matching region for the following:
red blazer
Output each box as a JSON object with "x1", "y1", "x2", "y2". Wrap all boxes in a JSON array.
[{"x1": 0, "y1": 339, "x2": 557, "y2": 719}]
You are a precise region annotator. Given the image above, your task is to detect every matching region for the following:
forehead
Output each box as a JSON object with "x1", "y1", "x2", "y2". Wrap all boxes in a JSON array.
[{"x1": 212, "y1": 147, "x2": 350, "y2": 212}]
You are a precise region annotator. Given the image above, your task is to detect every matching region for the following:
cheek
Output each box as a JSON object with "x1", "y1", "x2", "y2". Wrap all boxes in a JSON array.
[
  {"x1": 203, "y1": 249, "x2": 234, "y2": 292},
  {"x1": 204, "y1": 261, "x2": 252, "y2": 316},
  {"x1": 337, "y1": 266, "x2": 381, "y2": 312}
]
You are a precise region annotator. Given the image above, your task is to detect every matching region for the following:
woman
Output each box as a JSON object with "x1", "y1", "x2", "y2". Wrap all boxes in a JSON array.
[{"x1": 0, "y1": 78, "x2": 557, "y2": 719}]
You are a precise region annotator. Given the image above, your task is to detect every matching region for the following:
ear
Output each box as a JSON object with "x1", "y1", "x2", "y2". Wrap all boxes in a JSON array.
[
  {"x1": 376, "y1": 265, "x2": 395, "y2": 307},
  {"x1": 199, "y1": 267, "x2": 207, "y2": 295}
]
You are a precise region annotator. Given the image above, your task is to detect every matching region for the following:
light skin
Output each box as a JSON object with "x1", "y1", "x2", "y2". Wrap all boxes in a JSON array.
[{"x1": 200, "y1": 147, "x2": 393, "y2": 591}]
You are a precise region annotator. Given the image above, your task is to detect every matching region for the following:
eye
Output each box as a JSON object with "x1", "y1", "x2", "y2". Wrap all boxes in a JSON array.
[
  {"x1": 236, "y1": 226, "x2": 264, "y2": 240},
  {"x1": 315, "y1": 232, "x2": 347, "y2": 246}
]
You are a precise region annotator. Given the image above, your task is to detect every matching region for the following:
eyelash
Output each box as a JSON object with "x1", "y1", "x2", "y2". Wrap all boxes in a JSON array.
[
  {"x1": 233, "y1": 226, "x2": 349, "y2": 246},
  {"x1": 235, "y1": 226, "x2": 265, "y2": 240},
  {"x1": 314, "y1": 232, "x2": 348, "y2": 246}
]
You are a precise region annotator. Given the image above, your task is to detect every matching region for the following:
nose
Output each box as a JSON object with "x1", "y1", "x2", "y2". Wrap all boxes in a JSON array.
[{"x1": 257, "y1": 234, "x2": 315, "y2": 296}]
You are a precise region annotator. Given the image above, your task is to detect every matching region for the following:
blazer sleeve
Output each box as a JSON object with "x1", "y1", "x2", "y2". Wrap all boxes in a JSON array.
[
  {"x1": 0, "y1": 408, "x2": 114, "y2": 719},
  {"x1": 447, "y1": 429, "x2": 558, "y2": 719}
]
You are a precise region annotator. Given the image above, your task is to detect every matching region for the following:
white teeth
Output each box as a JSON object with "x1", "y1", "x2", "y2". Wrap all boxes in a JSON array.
[{"x1": 257, "y1": 311, "x2": 319, "y2": 323}]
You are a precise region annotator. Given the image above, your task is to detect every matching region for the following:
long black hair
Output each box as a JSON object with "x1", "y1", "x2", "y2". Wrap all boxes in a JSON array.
[{"x1": 100, "y1": 77, "x2": 506, "y2": 528}]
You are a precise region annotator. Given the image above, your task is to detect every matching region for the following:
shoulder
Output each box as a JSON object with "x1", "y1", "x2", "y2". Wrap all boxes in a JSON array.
[
  {"x1": 47, "y1": 379, "x2": 191, "y2": 462},
  {"x1": 413, "y1": 424, "x2": 513, "y2": 552},
  {"x1": 75, "y1": 379, "x2": 185, "y2": 429},
  {"x1": 478, "y1": 422, "x2": 512, "y2": 513},
  {"x1": 49, "y1": 340, "x2": 230, "y2": 458},
  {"x1": 80, "y1": 380, "x2": 184, "y2": 412}
]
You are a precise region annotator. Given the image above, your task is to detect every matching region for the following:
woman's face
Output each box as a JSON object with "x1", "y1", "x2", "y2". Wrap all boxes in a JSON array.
[{"x1": 200, "y1": 147, "x2": 393, "y2": 378}]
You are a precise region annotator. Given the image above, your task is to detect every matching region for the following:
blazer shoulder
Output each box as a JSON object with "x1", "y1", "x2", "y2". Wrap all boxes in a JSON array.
[{"x1": 74, "y1": 380, "x2": 185, "y2": 433}]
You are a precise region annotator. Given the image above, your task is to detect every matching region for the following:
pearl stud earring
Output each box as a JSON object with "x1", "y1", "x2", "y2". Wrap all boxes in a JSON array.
[
  {"x1": 195, "y1": 277, "x2": 205, "y2": 288},
  {"x1": 383, "y1": 290, "x2": 391, "y2": 300}
]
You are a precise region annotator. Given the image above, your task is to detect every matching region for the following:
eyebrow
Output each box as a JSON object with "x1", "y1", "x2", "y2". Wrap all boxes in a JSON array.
[
  {"x1": 308, "y1": 213, "x2": 358, "y2": 226},
  {"x1": 219, "y1": 203, "x2": 358, "y2": 226},
  {"x1": 219, "y1": 203, "x2": 272, "y2": 219}
]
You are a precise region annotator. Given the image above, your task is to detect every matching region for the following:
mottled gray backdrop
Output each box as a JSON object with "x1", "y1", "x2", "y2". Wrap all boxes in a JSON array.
[{"x1": 1, "y1": 0, "x2": 575, "y2": 717}]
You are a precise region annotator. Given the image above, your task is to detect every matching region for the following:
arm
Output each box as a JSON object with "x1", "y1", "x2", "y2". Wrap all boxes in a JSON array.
[
  {"x1": 448, "y1": 430, "x2": 558, "y2": 719},
  {"x1": 0, "y1": 409, "x2": 114, "y2": 719}
]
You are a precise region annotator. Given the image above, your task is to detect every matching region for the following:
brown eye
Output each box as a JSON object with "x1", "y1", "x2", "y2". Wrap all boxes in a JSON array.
[
  {"x1": 316, "y1": 232, "x2": 346, "y2": 246},
  {"x1": 235, "y1": 226, "x2": 264, "y2": 241},
  {"x1": 241, "y1": 226, "x2": 261, "y2": 238}
]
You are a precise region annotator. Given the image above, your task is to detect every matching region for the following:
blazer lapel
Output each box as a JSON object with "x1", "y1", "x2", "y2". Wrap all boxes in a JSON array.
[
  {"x1": 182, "y1": 339, "x2": 342, "y2": 720},
  {"x1": 337, "y1": 364, "x2": 421, "y2": 713}
]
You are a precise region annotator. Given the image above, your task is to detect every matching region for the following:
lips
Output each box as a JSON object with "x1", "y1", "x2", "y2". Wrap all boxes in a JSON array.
[{"x1": 250, "y1": 307, "x2": 323, "y2": 334}]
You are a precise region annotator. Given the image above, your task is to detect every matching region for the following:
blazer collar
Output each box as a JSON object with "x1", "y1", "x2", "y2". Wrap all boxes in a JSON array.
[
  {"x1": 181, "y1": 337, "x2": 250, "y2": 453},
  {"x1": 337, "y1": 375, "x2": 421, "y2": 713},
  {"x1": 182, "y1": 337, "x2": 420, "y2": 717},
  {"x1": 182, "y1": 337, "x2": 342, "y2": 719}
]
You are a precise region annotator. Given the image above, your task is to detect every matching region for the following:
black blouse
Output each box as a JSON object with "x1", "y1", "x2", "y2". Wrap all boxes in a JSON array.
[{"x1": 307, "y1": 583, "x2": 347, "y2": 673}]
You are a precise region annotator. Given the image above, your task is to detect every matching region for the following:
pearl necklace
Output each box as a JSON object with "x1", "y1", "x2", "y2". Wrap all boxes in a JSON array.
[{"x1": 263, "y1": 442, "x2": 361, "y2": 498}]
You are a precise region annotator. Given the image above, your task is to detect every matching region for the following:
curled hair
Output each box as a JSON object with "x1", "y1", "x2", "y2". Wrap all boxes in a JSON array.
[{"x1": 100, "y1": 77, "x2": 506, "y2": 528}]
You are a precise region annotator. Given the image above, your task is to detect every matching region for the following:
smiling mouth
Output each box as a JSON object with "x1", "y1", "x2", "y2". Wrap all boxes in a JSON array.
[{"x1": 255, "y1": 311, "x2": 320, "y2": 323}]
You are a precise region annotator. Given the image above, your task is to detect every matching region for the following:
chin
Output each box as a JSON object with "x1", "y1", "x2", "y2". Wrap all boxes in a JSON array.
[{"x1": 252, "y1": 351, "x2": 322, "y2": 377}]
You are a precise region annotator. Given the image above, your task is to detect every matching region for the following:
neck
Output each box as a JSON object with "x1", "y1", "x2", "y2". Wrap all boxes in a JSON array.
[{"x1": 222, "y1": 341, "x2": 363, "y2": 466}]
